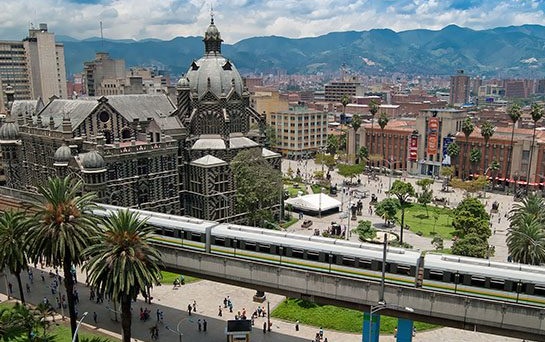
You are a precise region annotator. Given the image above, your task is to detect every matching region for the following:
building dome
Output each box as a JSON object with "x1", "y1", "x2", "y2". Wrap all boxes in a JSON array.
[
  {"x1": 0, "y1": 122, "x2": 19, "y2": 141},
  {"x1": 54, "y1": 144, "x2": 72, "y2": 162},
  {"x1": 204, "y1": 21, "x2": 221, "y2": 41},
  {"x1": 176, "y1": 77, "x2": 190, "y2": 89},
  {"x1": 81, "y1": 150, "x2": 105, "y2": 169}
]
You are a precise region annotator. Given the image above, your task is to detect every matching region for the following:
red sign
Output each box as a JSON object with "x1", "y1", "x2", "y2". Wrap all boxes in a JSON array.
[
  {"x1": 428, "y1": 117, "x2": 439, "y2": 132},
  {"x1": 427, "y1": 133, "x2": 438, "y2": 155},
  {"x1": 409, "y1": 136, "x2": 418, "y2": 161}
]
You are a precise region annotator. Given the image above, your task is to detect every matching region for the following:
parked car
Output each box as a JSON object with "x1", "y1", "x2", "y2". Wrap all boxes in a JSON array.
[
  {"x1": 301, "y1": 220, "x2": 313, "y2": 228},
  {"x1": 352, "y1": 190, "x2": 369, "y2": 199}
]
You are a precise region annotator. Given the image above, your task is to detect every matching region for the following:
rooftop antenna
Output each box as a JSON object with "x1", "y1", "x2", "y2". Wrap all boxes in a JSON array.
[
  {"x1": 210, "y1": 3, "x2": 214, "y2": 24},
  {"x1": 100, "y1": 20, "x2": 104, "y2": 50}
]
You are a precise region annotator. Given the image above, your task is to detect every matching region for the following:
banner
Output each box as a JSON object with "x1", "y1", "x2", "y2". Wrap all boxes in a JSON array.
[
  {"x1": 428, "y1": 117, "x2": 439, "y2": 132},
  {"x1": 427, "y1": 133, "x2": 438, "y2": 155},
  {"x1": 409, "y1": 135, "x2": 418, "y2": 161}
]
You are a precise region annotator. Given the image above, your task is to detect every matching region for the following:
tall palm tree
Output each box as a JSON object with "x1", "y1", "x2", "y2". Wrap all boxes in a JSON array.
[
  {"x1": 340, "y1": 94, "x2": 350, "y2": 124},
  {"x1": 26, "y1": 176, "x2": 99, "y2": 342},
  {"x1": 368, "y1": 100, "x2": 379, "y2": 167},
  {"x1": 461, "y1": 117, "x2": 475, "y2": 179},
  {"x1": 447, "y1": 142, "x2": 461, "y2": 176},
  {"x1": 509, "y1": 194, "x2": 545, "y2": 226},
  {"x1": 84, "y1": 210, "x2": 162, "y2": 342},
  {"x1": 507, "y1": 216, "x2": 545, "y2": 265},
  {"x1": 526, "y1": 103, "x2": 544, "y2": 188},
  {"x1": 480, "y1": 120, "x2": 495, "y2": 173},
  {"x1": 0, "y1": 210, "x2": 29, "y2": 304},
  {"x1": 469, "y1": 148, "x2": 482, "y2": 178},
  {"x1": 489, "y1": 159, "x2": 500, "y2": 190},
  {"x1": 506, "y1": 104, "x2": 522, "y2": 187},
  {"x1": 350, "y1": 114, "x2": 362, "y2": 161},
  {"x1": 378, "y1": 112, "x2": 389, "y2": 168}
]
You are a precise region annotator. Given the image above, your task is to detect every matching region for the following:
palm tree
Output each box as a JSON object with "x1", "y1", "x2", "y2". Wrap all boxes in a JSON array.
[
  {"x1": 378, "y1": 112, "x2": 389, "y2": 168},
  {"x1": 489, "y1": 159, "x2": 500, "y2": 190},
  {"x1": 368, "y1": 100, "x2": 379, "y2": 167},
  {"x1": 526, "y1": 103, "x2": 544, "y2": 188},
  {"x1": 506, "y1": 104, "x2": 522, "y2": 187},
  {"x1": 350, "y1": 114, "x2": 362, "y2": 160},
  {"x1": 469, "y1": 148, "x2": 482, "y2": 178},
  {"x1": 509, "y1": 194, "x2": 545, "y2": 226},
  {"x1": 0, "y1": 210, "x2": 29, "y2": 304},
  {"x1": 26, "y1": 176, "x2": 99, "y2": 342},
  {"x1": 480, "y1": 120, "x2": 495, "y2": 173},
  {"x1": 447, "y1": 142, "x2": 461, "y2": 176},
  {"x1": 340, "y1": 94, "x2": 350, "y2": 124},
  {"x1": 507, "y1": 216, "x2": 545, "y2": 265},
  {"x1": 84, "y1": 210, "x2": 162, "y2": 342},
  {"x1": 461, "y1": 117, "x2": 475, "y2": 179}
]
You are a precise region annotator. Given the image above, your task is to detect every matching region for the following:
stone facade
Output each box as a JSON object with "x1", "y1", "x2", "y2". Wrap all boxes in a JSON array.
[{"x1": 0, "y1": 19, "x2": 281, "y2": 223}]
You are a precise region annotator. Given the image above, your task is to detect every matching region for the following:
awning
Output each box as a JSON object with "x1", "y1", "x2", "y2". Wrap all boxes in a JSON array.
[{"x1": 285, "y1": 193, "x2": 341, "y2": 213}]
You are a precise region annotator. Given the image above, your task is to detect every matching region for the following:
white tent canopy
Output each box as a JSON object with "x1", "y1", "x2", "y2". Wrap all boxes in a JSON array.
[{"x1": 285, "y1": 193, "x2": 341, "y2": 213}]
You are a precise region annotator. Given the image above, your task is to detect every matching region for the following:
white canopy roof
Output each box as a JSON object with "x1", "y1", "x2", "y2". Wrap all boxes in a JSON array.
[{"x1": 285, "y1": 193, "x2": 341, "y2": 213}]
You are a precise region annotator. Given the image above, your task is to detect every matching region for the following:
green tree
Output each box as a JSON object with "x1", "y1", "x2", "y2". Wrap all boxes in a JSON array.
[
  {"x1": 264, "y1": 125, "x2": 277, "y2": 149},
  {"x1": 350, "y1": 114, "x2": 362, "y2": 156},
  {"x1": 489, "y1": 159, "x2": 500, "y2": 190},
  {"x1": 452, "y1": 233, "x2": 489, "y2": 258},
  {"x1": 231, "y1": 149, "x2": 283, "y2": 226},
  {"x1": 461, "y1": 117, "x2": 475, "y2": 179},
  {"x1": 0, "y1": 210, "x2": 29, "y2": 304},
  {"x1": 440, "y1": 166, "x2": 454, "y2": 191},
  {"x1": 340, "y1": 94, "x2": 350, "y2": 124},
  {"x1": 416, "y1": 178, "x2": 434, "y2": 191},
  {"x1": 326, "y1": 134, "x2": 339, "y2": 154},
  {"x1": 357, "y1": 146, "x2": 369, "y2": 164},
  {"x1": 506, "y1": 104, "x2": 522, "y2": 185},
  {"x1": 337, "y1": 163, "x2": 365, "y2": 182},
  {"x1": 375, "y1": 198, "x2": 399, "y2": 226},
  {"x1": 0, "y1": 302, "x2": 53, "y2": 341},
  {"x1": 526, "y1": 103, "x2": 543, "y2": 186},
  {"x1": 389, "y1": 180, "x2": 415, "y2": 243},
  {"x1": 432, "y1": 236, "x2": 444, "y2": 250},
  {"x1": 84, "y1": 210, "x2": 162, "y2": 342},
  {"x1": 378, "y1": 112, "x2": 389, "y2": 167},
  {"x1": 368, "y1": 100, "x2": 379, "y2": 167},
  {"x1": 352, "y1": 220, "x2": 376, "y2": 241},
  {"x1": 338, "y1": 132, "x2": 347, "y2": 153},
  {"x1": 26, "y1": 176, "x2": 99, "y2": 342},
  {"x1": 507, "y1": 216, "x2": 545, "y2": 265},
  {"x1": 418, "y1": 189, "x2": 433, "y2": 217},
  {"x1": 446, "y1": 142, "x2": 461, "y2": 176},
  {"x1": 509, "y1": 194, "x2": 545, "y2": 226},
  {"x1": 452, "y1": 197, "x2": 490, "y2": 239},
  {"x1": 469, "y1": 148, "x2": 482, "y2": 176},
  {"x1": 315, "y1": 153, "x2": 336, "y2": 170},
  {"x1": 450, "y1": 175, "x2": 488, "y2": 197},
  {"x1": 480, "y1": 120, "x2": 495, "y2": 173}
]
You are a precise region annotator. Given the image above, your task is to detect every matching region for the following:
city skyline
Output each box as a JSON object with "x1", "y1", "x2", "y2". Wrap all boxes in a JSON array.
[{"x1": 0, "y1": 0, "x2": 544, "y2": 43}]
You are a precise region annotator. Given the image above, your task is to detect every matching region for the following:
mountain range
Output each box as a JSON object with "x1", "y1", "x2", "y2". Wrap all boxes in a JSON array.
[{"x1": 59, "y1": 24, "x2": 545, "y2": 78}]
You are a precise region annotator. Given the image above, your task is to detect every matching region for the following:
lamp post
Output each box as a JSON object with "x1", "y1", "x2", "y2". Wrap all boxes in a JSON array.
[
  {"x1": 382, "y1": 159, "x2": 396, "y2": 197},
  {"x1": 318, "y1": 187, "x2": 324, "y2": 218},
  {"x1": 366, "y1": 233, "x2": 388, "y2": 342},
  {"x1": 165, "y1": 317, "x2": 185, "y2": 342},
  {"x1": 71, "y1": 312, "x2": 89, "y2": 342}
]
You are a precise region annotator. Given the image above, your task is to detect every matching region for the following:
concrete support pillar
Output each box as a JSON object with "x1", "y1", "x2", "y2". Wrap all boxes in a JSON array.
[
  {"x1": 396, "y1": 318, "x2": 414, "y2": 342},
  {"x1": 362, "y1": 313, "x2": 381, "y2": 342}
]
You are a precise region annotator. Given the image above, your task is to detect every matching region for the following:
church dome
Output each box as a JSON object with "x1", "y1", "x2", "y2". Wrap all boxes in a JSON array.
[
  {"x1": 176, "y1": 77, "x2": 190, "y2": 89},
  {"x1": 81, "y1": 150, "x2": 105, "y2": 169},
  {"x1": 54, "y1": 144, "x2": 72, "y2": 162},
  {"x1": 185, "y1": 18, "x2": 244, "y2": 98},
  {"x1": 0, "y1": 122, "x2": 19, "y2": 141}
]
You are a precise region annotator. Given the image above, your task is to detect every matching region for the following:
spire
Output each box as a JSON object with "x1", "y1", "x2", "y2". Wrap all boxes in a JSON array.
[
  {"x1": 210, "y1": 4, "x2": 214, "y2": 25},
  {"x1": 203, "y1": 11, "x2": 223, "y2": 54}
]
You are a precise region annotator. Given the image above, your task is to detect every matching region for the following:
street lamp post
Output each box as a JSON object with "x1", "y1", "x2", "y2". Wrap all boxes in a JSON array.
[
  {"x1": 71, "y1": 312, "x2": 89, "y2": 342},
  {"x1": 165, "y1": 317, "x2": 186, "y2": 342}
]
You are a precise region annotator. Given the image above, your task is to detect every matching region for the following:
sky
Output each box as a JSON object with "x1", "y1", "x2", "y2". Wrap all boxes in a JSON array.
[{"x1": 0, "y1": 0, "x2": 545, "y2": 43}]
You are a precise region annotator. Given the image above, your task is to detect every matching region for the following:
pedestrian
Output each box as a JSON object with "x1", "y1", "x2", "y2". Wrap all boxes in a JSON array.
[
  {"x1": 26, "y1": 283, "x2": 31, "y2": 293},
  {"x1": 218, "y1": 305, "x2": 223, "y2": 317},
  {"x1": 197, "y1": 318, "x2": 202, "y2": 331},
  {"x1": 295, "y1": 320, "x2": 299, "y2": 331},
  {"x1": 223, "y1": 297, "x2": 228, "y2": 308},
  {"x1": 263, "y1": 321, "x2": 267, "y2": 334},
  {"x1": 8, "y1": 282, "x2": 12, "y2": 294},
  {"x1": 193, "y1": 300, "x2": 197, "y2": 312},
  {"x1": 188, "y1": 303, "x2": 192, "y2": 316},
  {"x1": 156, "y1": 309, "x2": 161, "y2": 322},
  {"x1": 28, "y1": 270, "x2": 33, "y2": 284},
  {"x1": 41, "y1": 271, "x2": 45, "y2": 282},
  {"x1": 319, "y1": 327, "x2": 324, "y2": 338},
  {"x1": 93, "y1": 311, "x2": 98, "y2": 324},
  {"x1": 229, "y1": 301, "x2": 233, "y2": 313},
  {"x1": 324, "y1": 338, "x2": 328, "y2": 342},
  {"x1": 203, "y1": 319, "x2": 207, "y2": 332}
]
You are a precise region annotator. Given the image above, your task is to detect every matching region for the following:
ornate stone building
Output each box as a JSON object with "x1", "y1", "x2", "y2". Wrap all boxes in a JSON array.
[{"x1": 0, "y1": 19, "x2": 281, "y2": 223}]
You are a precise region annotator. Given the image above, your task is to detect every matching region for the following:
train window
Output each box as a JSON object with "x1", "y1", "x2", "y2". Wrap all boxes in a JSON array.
[
  {"x1": 396, "y1": 265, "x2": 411, "y2": 276},
  {"x1": 214, "y1": 237, "x2": 225, "y2": 246},
  {"x1": 307, "y1": 251, "x2": 319, "y2": 261},
  {"x1": 428, "y1": 270, "x2": 443, "y2": 281},
  {"x1": 489, "y1": 278, "x2": 504, "y2": 291},
  {"x1": 154, "y1": 228, "x2": 163, "y2": 234},
  {"x1": 342, "y1": 257, "x2": 355, "y2": 267},
  {"x1": 190, "y1": 233, "x2": 201, "y2": 242},
  {"x1": 470, "y1": 276, "x2": 486, "y2": 288},
  {"x1": 358, "y1": 259, "x2": 372, "y2": 270},
  {"x1": 258, "y1": 244, "x2": 271, "y2": 253},
  {"x1": 292, "y1": 249, "x2": 304, "y2": 259},
  {"x1": 163, "y1": 228, "x2": 174, "y2": 237},
  {"x1": 533, "y1": 285, "x2": 545, "y2": 296},
  {"x1": 244, "y1": 242, "x2": 256, "y2": 251}
]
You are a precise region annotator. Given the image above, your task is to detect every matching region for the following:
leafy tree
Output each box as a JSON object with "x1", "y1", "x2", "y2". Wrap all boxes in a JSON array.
[
  {"x1": 350, "y1": 114, "x2": 362, "y2": 155},
  {"x1": 452, "y1": 233, "x2": 489, "y2": 258},
  {"x1": 338, "y1": 132, "x2": 347, "y2": 153},
  {"x1": 357, "y1": 146, "x2": 368, "y2": 163},
  {"x1": 480, "y1": 120, "x2": 495, "y2": 173},
  {"x1": 375, "y1": 198, "x2": 399, "y2": 226},
  {"x1": 432, "y1": 236, "x2": 444, "y2": 250},
  {"x1": 84, "y1": 210, "x2": 162, "y2": 342},
  {"x1": 378, "y1": 112, "x2": 389, "y2": 166},
  {"x1": 450, "y1": 176, "x2": 488, "y2": 196},
  {"x1": 440, "y1": 166, "x2": 454, "y2": 191},
  {"x1": 337, "y1": 163, "x2": 365, "y2": 182},
  {"x1": 446, "y1": 142, "x2": 461, "y2": 175},
  {"x1": 315, "y1": 153, "x2": 336, "y2": 169},
  {"x1": 352, "y1": 220, "x2": 376, "y2": 241},
  {"x1": 461, "y1": 117, "x2": 475, "y2": 179},
  {"x1": 26, "y1": 176, "x2": 99, "y2": 342},
  {"x1": 0, "y1": 302, "x2": 54, "y2": 341},
  {"x1": 509, "y1": 194, "x2": 545, "y2": 226},
  {"x1": 418, "y1": 189, "x2": 433, "y2": 216},
  {"x1": 231, "y1": 149, "x2": 283, "y2": 226},
  {"x1": 489, "y1": 159, "x2": 500, "y2": 190},
  {"x1": 0, "y1": 210, "x2": 29, "y2": 304},
  {"x1": 452, "y1": 197, "x2": 490, "y2": 240},
  {"x1": 389, "y1": 180, "x2": 415, "y2": 243},
  {"x1": 264, "y1": 125, "x2": 277, "y2": 149},
  {"x1": 506, "y1": 104, "x2": 522, "y2": 184},
  {"x1": 326, "y1": 134, "x2": 339, "y2": 154},
  {"x1": 526, "y1": 102, "x2": 544, "y2": 186},
  {"x1": 469, "y1": 148, "x2": 482, "y2": 176},
  {"x1": 416, "y1": 178, "x2": 434, "y2": 191}
]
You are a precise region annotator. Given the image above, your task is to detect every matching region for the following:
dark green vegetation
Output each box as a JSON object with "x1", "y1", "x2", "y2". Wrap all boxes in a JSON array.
[
  {"x1": 160, "y1": 271, "x2": 200, "y2": 285},
  {"x1": 507, "y1": 194, "x2": 545, "y2": 265},
  {"x1": 61, "y1": 25, "x2": 545, "y2": 77},
  {"x1": 271, "y1": 298, "x2": 437, "y2": 334},
  {"x1": 451, "y1": 197, "x2": 491, "y2": 258}
]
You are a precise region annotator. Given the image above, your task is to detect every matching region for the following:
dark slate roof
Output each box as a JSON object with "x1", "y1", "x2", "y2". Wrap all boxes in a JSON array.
[
  {"x1": 10, "y1": 99, "x2": 43, "y2": 117},
  {"x1": 36, "y1": 99, "x2": 97, "y2": 130},
  {"x1": 105, "y1": 94, "x2": 176, "y2": 121}
]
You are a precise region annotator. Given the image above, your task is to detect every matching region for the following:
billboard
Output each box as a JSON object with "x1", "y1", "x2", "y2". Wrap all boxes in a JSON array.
[
  {"x1": 442, "y1": 136, "x2": 454, "y2": 165},
  {"x1": 409, "y1": 135, "x2": 418, "y2": 161},
  {"x1": 427, "y1": 117, "x2": 439, "y2": 156}
]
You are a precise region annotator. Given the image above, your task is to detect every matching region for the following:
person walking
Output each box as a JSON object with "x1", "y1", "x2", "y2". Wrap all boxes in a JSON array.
[
  {"x1": 295, "y1": 320, "x2": 299, "y2": 331},
  {"x1": 263, "y1": 322, "x2": 267, "y2": 334},
  {"x1": 203, "y1": 319, "x2": 207, "y2": 332},
  {"x1": 193, "y1": 300, "x2": 197, "y2": 312},
  {"x1": 197, "y1": 319, "x2": 202, "y2": 331},
  {"x1": 188, "y1": 303, "x2": 192, "y2": 316},
  {"x1": 218, "y1": 305, "x2": 223, "y2": 317},
  {"x1": 93, "y1": 311, "x2": 98, "y2": 324}
]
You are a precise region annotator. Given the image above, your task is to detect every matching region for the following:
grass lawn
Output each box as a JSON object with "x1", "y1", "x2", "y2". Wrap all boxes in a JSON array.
[
  {"x1": 281, "y1": 216, "x2": 298, "y2": 229},
  {"x1": 396, "y1": 204, "x2": 454, "y2": 239},
  {"x1": 160, "y1": 271, "x2": 200, "y2": 285},
  {"x1": 271, "y1": 298, "x2": 438, "y2": 334},
  {"x1": 311, "y1": 184, "x2": 330, "y2": 194},
  {"x1": 285, "y1": 183, "x2": 307, "y2": 198},
  {"x1": 50, "y1": 324, "x2": 117, "y2": 342}
]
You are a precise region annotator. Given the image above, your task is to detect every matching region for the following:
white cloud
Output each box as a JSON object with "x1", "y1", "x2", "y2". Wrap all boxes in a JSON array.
[{"x1": 0, "y1": 0, "x2": 543, "y2": 42}]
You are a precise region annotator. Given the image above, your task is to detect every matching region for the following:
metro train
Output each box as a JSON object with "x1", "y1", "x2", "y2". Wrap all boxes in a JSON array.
[{"x1": 93, "y1": 204, "x2": 545, "y2": 306}]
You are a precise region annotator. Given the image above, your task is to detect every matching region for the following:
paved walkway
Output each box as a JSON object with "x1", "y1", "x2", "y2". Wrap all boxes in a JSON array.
[{"x1": 0, "y1": 159, "x2": 525, "y2": 341}]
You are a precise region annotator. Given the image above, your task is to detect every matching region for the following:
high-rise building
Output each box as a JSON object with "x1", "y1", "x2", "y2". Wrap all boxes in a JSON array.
[
  {"x1": 324, "y1": 79, "x2": 364, "y2": 102},
  {"x1": 0, "y1": 23, "x2": 66, "y2": 111},
  {"x1": 449, "y1": 70, "x2": 470, "y2": 106},
  {"x1": 83, "y1": 52, "x2": 126, "y2": 96}
]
